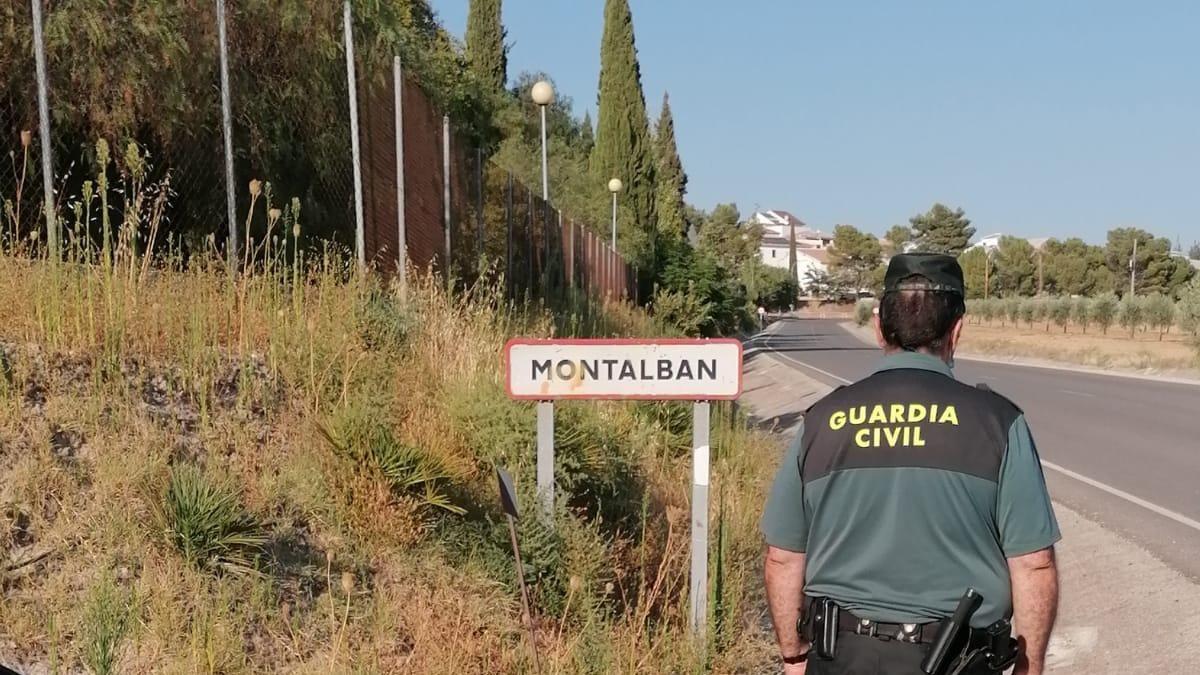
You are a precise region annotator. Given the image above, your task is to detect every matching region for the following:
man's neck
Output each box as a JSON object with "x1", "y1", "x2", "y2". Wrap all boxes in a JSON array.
[{"x1": 882, "y1": 346, "x2": 953, "y2": 365}]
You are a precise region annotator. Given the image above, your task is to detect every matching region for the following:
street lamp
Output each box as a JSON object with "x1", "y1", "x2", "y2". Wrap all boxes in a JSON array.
[
  {"x1": 531, "y1": 80, "x2": 554, "y2": 202},
  {"x1": 607, "y1": 178, "x2": 623, "y2": 250}
]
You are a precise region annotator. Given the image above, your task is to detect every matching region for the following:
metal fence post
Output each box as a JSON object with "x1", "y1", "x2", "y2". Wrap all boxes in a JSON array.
[
  {"x1": 30, "y1": 0, "x2": 57, "y2": 259},
  {"x1": 505, "y1": 172, "x2": 513, "y2": 298},
  {"x1": 343, "y1": 0, "x2": 365, "y2": 268},
  {"x1": 443, "y1": 115, "x2": 452, "y2": 280},
  {"x1": 393, "y1": 55, "x2": 407, "y2": 296},
  {"x1": 476, "y1": 146, "x2": 484, "y2": 261}
]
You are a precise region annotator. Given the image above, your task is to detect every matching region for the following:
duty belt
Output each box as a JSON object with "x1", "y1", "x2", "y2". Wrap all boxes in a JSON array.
[{"x1": 837, "y1": 611, "x2": 937, "y2": 644}]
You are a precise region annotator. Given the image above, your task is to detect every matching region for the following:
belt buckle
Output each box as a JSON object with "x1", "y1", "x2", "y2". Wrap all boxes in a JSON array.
[
  {"x1": 896, "y1": 623, "x2": 920, "y2": 643},
  {"x1": 855, "y1": 618, "x2": 877, "y2": 638}
]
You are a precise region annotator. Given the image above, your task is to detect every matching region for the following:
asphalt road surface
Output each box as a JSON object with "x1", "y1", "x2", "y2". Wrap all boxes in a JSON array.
[{"x1": 756, "y1": 317, "x2": 1200, "y2": 579}]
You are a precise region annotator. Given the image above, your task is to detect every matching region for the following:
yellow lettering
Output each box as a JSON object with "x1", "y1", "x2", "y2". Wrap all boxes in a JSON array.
[
  {"x1": 884, "y1": 427, "x2": 902, "y2": 446},
  {"x1": 855, "y1": 428, "x2": 871, "y2": 448},
  {"x1": 902, "y1": 426, "x2": 911, "y2": 445},
  {"x1": 938, "y1": 406, "x2": 959, "y2": 425},
  {"x1": 830, "y1": 411, "x2": 847, "y2": 430},
  {"x1": 930, "y1": 404, "x2": 939, "y2": 422},
  {"x1": 868, "y1": 405, "x2": 888, "y2": 424},
  {"x1": 849, "y1": 406, "x2": 866, "y2": 425},
  {"x1": 913, "y1": 426, "x2": 926, "y2": 446},
  {"x1": 890, "y1": 404, "x2": 905, "y2": 424},
  {"x1": 908, "y1": 404, "x2": 927, "y2": 423}
]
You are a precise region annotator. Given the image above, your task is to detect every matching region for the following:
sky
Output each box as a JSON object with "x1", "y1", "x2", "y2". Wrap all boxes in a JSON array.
[{"x1": 429, "y1": 0, "x2": 1199, "y2": 246}]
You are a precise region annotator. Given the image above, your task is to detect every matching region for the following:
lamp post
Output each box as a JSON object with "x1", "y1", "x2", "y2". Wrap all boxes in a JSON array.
[
  {"x1": 531, "y1": 81, "x2": 554, "y2": 202},
  {"x1": 607, "y1": 178, "x2": 623, "y2": 250}
]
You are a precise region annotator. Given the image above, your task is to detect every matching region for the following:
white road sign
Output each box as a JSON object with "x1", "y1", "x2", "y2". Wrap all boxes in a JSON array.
[{"x1": 504, "y1": 338, "x2": 743, "y2": 400}]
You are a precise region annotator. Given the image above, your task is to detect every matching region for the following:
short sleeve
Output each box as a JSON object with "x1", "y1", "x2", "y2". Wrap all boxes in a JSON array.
[
  {"x1": 760, "y1": 423, "x2": 809, "y2": 552},
  {"x1": 996, "y1": 415, "x2": 1061, "y2": 556}
]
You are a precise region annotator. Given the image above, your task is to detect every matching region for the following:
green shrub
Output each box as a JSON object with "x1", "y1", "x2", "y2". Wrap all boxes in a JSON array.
[
  {"x1": 1091, "y1": 293, "x2": 1118, "y2": 334},
  {"x1": 357, "y1": 286, "x2": 412, "y2": 351},
  {"x1": 1003, "y1": 297, "x2": 1021, "y2": 327},
  {"x1": 1144, "y1": 294, "x2": 1175, "y2": 340},
  {"x1": 1018, "y1": 298, "x2": 1036, "y2": 328},
  {"x1": 1118, "y1": 295, "x2": 1145, "y2": 338},
  {"x1": 323, "y1": 403, "x2": 464, "y2": 515},
  {"x1": 83, "y1": 574, "x2": 132, "y2": 675},
  {"x1": 854, "y1": 299, "x2": 875, "y2": 326},
  {"x1": 1050, "y1": 297, "x2": 1073, "y2": 333},
  {"x1": 163, "y1": 464, "x2": 267, "y2": 575},
  {"x1": 1072, "y1": 297, "x2": 1092, "y2": 333}
]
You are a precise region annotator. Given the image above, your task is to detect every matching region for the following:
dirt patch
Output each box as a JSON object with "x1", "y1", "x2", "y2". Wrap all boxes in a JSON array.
[{"x1": 960, "y1": 321, "x2": 1199, "y2": 375}]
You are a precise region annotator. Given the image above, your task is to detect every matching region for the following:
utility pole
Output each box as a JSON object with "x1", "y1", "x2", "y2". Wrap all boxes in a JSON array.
[
  {"x1": 1129, "y1": 238, "x2": 1138, "y2": 297},
  {"x1": 1036, "y1": 249, "x2": 1044, "y2": 296}
]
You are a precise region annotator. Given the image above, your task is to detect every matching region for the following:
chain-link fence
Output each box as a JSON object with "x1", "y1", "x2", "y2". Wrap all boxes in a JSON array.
[{"x1": 2, "y1": 1, "x2": 630, "y2": 300}]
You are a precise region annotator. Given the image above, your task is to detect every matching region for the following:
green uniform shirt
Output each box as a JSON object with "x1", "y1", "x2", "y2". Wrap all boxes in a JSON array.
[{"x1": 760, "y1": 352, "x2": 1060, "y2": 627}]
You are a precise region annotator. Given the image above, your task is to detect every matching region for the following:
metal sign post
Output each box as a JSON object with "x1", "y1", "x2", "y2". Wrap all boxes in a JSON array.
[
  {"x1": 504, "y1": 338, "x2": 742, "y2": 648},
  {"x1": 536, "y1": 401, "x2": 554, "y2": 519},
  {"x1": 689, "y1": 401, "x2": 711, "y2": 638}
]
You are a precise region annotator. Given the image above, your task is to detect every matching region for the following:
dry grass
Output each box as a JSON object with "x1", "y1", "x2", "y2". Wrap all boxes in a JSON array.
[
  {"x1": 0, "y1": 245, "x2": 779, "y2": 673},
  {"x1": 961, "y1": 319, "x2": 1199, "y2": 374}
]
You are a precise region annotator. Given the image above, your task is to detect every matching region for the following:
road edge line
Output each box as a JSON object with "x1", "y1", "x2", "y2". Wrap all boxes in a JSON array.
[{"x1": 1040, "y1": 460, "x2": 1200, "y2": 534}]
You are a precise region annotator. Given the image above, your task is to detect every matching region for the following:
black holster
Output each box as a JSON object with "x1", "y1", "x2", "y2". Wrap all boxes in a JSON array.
[{"x1": 798, "y1": 596, "x2": 840, "y2": 660}]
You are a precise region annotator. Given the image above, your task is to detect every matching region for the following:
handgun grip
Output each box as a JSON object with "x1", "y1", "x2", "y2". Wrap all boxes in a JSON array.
[{"x1": 920, "y1": 588, "x2": 983, "y2": 675}]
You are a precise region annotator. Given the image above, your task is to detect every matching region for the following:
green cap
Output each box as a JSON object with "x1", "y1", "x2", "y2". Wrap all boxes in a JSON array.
[{"x1": 884, "y1": 253, "x2": 965, "y2": 296}]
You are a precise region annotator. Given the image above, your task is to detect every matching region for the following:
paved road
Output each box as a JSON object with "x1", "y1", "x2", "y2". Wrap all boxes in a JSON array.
[{"x1": 755, "y1": 317, "x2": 1200, "y2": 579}]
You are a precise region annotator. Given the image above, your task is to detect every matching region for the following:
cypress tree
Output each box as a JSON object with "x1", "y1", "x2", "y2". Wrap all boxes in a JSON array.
[
  {"x1": 580, "y1": 111, "x2": 595, "y2": 156},
  {"x1": 593, "y1": 0, "x2": 656, "y2": 266},
  {"x1": 654, "y1": 92, "x2": 687, "y2": 241},
  {"x1": 465, "y1": 0, "x2": 507, "y2": 93}
]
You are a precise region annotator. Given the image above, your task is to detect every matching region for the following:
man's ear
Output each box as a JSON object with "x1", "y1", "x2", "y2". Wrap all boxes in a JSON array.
[
  {"x1": 948, "y1": 315, "x2": 965, "y2": 356},
  {"x1": 873, "y1": 308, "x2": 887, "y2": 348}
]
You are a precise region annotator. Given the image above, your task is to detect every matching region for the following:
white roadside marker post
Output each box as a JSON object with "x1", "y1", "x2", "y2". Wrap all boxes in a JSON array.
[{"x1": 690, "y1": 400, "x2": 711, "y2": 640}]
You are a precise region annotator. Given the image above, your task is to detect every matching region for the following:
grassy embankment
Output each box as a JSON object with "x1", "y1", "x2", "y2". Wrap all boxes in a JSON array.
[{"x1": 0, "y1": 210, "x2": 779, "y2": 671}]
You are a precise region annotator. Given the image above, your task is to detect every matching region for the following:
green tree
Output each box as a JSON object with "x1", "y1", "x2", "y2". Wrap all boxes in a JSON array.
[
  {"x1": 1030, "y1": 298, "x2": 1050, "y2": 331},
  {"x1": 1018, "y1": 298, "x2": 1036, "y2": 329},
  {"x1": 696, "y1": 204, "x2": 756, "y2": 272},
  {"x1": 653, "y1": 93, "x2": 687, "y2": 242},
  {"x1": 1003, "y1": 297, "x2": 1021, "y2": 328},
  {"x1": 995, "y1": 236, "x2": 1037, "y2": 296},
  {"x1": 1072, "y1": 296, "x2": 1092, "y2": 334},
  {"x1": 754, "y1": 266, "x2": 799, "y2": 311},
  {"x1": 958, "y1": 247, "x2": 989, "y2": 299},
  {"x1": 828, "y1": 225, "x2": 882, "y2": 295},
  {"x1": 1050, "y1": 296, "x2": 1073, "y2": 333},
  {"x1": 1144, "y1": 294, "x2": 1175, "y2": 341},
  {"x1": 1043, "y1": 238, "x2": 1112, "y2": 296},
  {"x1": 1091, "y1": 293, "x2": 1118, "y2": 335},
  {"x1": 909, "y1": 204, "x2": 975, "y2": 255},
  {"x1": 465, "y1": 0, "x2": 508, "y2": 93},
  {"x1": 1189, "y1": 242, "x2": 1200, "y2": 260},
  {"x1": 593, "y1": 0, "x2": 657, "y2": 269},
  {"x1": 1118, "y1": 294, "x2": 1145, "y2": 338},
  {"x1": 1178, "y1": 278, "x2": 1200, "y2": 336},
  {"x1": 1105, "y1": 228, "x2": 1195, "y2": 298},
  {"x1": 883, "y1": 225, "x2": 913, "y2": 258}
]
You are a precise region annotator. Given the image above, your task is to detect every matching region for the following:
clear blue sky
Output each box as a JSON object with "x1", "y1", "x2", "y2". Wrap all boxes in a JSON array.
[{"x1": 430, "y1": 0, "x2": 1199, "y2": 246}]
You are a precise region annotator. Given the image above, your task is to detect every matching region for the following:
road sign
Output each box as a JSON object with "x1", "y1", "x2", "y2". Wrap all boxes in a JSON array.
[
  {"x1": 503, "y1": 337, "x2": 743, "y2": 646},
  {"x1": 504, "y1": 338, "x2": 743, "y2": 400}
]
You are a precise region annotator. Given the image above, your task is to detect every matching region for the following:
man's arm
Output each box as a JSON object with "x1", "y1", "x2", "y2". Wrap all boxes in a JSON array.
[
  {"x1": 1007, "y1": 546, "x2": 1058, "y2": 675},
  {"x1": 764, "y1": 545, "x2": 809, "y2": 663}
]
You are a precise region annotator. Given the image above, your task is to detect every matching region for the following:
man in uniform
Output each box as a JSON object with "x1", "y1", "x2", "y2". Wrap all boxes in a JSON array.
[{"x1": 760, "y1": 253, "x2": 1060, "y2": 675}]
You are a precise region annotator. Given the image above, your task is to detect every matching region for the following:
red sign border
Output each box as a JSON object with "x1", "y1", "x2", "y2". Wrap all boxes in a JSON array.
[{"x1": 503, "y1": 338, "x2": 744, "y2": 401}]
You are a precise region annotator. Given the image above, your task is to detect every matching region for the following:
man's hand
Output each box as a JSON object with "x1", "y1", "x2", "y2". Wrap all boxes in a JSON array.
[
  {"x1": 764, "y1": 545, "x2": 808, "y2": 666},
  {"x1": 1008, "y1": 547, "x2": 1058, "y2": 675}
]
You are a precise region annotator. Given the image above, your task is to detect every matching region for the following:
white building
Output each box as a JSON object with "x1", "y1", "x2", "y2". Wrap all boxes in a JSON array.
[
  {"x1": 969, "y1": 233, "x2": 1049, "y2": 252},
  {"x1": 749, "y1": 210, "x2": 831, "y2": 284}
]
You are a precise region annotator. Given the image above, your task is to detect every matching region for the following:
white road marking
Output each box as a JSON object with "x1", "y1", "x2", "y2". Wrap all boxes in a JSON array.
[
  {"x1": 1040, "y1": 460, "x2": 1200, "y2": 534},
  {"x1": 761, "y1": 328, "x2": 1200, "y2": 535},
  {"x1": 1058, "y1": 389, "x2": 1096, "y2": 398}
]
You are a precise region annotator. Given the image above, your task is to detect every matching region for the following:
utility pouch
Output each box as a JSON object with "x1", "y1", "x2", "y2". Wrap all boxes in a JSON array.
[
  {"x1": 812, "y1": 597, "x2": 839, "y2": 660},
  {"x1": 983, "y1": 619, "x2": 1020, "y2": 671}
]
